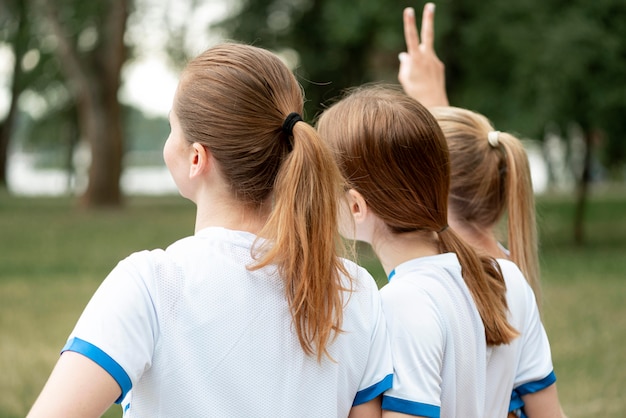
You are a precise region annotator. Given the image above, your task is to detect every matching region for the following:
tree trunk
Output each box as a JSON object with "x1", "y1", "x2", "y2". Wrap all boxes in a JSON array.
[
  {"x1": 43, "y1": 0, "x2": 128, "y2": 207},
  {"x1": 0, "y1": 121, "x2": 9, "y2": 189},
  {"x1": 573, "y1": 130, "x2": 593, "y2": 245},
  {"x1": 81, "y1": 0, "x2": 127, "y2": 207},
  {"x1": 80, "y1": 81, "x2": 124, "y2": 207},
  {"x1": 0, "y1": 0, "x2": 28, "y2": 189}
]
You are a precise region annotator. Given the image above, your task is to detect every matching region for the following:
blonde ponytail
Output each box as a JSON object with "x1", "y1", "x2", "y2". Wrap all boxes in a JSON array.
[
  {"x1": 430, "y1": 107, "x2": 542, "y2": 307},
  {"x1": 499, "y1": 133, "x2": 542, "y2": 307}
]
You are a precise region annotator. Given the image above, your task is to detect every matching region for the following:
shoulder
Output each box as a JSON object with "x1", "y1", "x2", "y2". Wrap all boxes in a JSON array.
[
  {"x1": 339, "y1": 258, "x2": 384, "y2": 311},
  {"x1": 121, "y1": 246, "x2": 178, "y2": 272},
  {"x1": 110, "y1": 250, "x2": 161, "y2": 282},
  {"x1": 341, "y1": 258, "x2": 379, "y2": 288},
  {"x1": 496, "y1": 258, "x2": 537, "y2": 304},
  {"x1": 380, "y1": 256, "x2": 463, "y2": 308},
  {"x1": 107, "y1": 241, "x2": 192, "y2": 295},
  {"x1": 495, "y1": 258, "x2": 541, "y2": 331},
  {"x1": 380, "y1": 270, "x2": 446, "y2": 334}
]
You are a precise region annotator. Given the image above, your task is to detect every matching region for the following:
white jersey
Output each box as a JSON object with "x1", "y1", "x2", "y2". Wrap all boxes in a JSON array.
[
  {"x1": 379, "y1": 253, "x2": 555, "y2": 418},
  {"x1": 63, "y1": 227, "x2": 393, "y2": 417},
  {"x1": 492, "y1": 259, "x2": 556, "y2": 416}
]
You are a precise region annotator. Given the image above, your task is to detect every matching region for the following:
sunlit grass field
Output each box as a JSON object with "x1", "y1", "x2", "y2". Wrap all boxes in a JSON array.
[{"x1": 1, "y1": 186, "x2": 625, "y2": 417}]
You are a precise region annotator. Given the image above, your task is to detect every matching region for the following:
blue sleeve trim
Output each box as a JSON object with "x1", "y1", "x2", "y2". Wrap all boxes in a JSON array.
[
  {"x1": 515, "y1": 370, "x2": 557, "y2": 396},
  {"x1": 382, "y1": 395, "x2": 440, "y2": 417},
  {"x1": 508, "y1": 389, "x2": 525, "y2": 412},
  {"x1": 62, "y1": 337, "x2": 132, "y2": 404},
  {"x1": 353, "y1": 373, "x2": 393, "y2": 406}
]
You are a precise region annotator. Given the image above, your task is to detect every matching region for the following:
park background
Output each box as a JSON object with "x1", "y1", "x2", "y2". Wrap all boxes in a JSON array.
[{"x1": 1, "y1": 0, "x2": 625, "y2": 416}]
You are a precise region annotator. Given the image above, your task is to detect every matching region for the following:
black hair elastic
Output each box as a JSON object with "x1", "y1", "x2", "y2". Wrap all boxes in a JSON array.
[
  {"x1": 438, "y1": 225, "x2": 449, "y2": 234},
  {"x1": 282, "y1": 112, "x2": 303, "y2": 137}
]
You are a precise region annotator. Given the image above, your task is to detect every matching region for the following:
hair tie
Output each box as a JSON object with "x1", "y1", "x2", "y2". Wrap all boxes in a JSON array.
[
  {"x1": 437, "y1": 224, "x2": 449, "y2": 234},
  {"x1": 488, "y1": 131, "x2": 500, "y2": 148},
  {"x1": 282, "y1": 112, "x2": 303, "y2": 137}
]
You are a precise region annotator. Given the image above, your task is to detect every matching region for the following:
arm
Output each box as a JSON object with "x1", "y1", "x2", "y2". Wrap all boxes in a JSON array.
[
  {"x1": 502, "y1": 262, "x2": 566, "y2": 418},
  {"x1": 398, "y1": 4, "x2": 449, "y2": 107},
  {"x1": 379, "y1": 284, "x2": 444, "y2": 418},
  {"x1": 27, "y1": 351, "x2": 121, "y2": 418},
  {"x1": 383, "y1": 412, "x2": 426, "y2": 418},
  {"x1": 349, "y1": 396, "x2": 383, "y2": 418},
  {"x1": 521, "y1": 384, "x2": 565, "y2": 418}
]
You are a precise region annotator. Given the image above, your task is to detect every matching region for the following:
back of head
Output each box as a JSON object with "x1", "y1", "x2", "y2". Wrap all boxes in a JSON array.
[
  {"x1": 317, "y1": 85, "x2": 449, "y2": 234},
  {"x1": 175, "y1": 43, "x2": 301, "y2": 207},
  {"x1": 317, "y1": 85, "x2": 518, "y2": 345},
  {"x1": 429, "y1": 106, "x2": 541, "y2": 306},
  {"x1": 175, "y1": 43, "x2": 349, "y2": 361}
]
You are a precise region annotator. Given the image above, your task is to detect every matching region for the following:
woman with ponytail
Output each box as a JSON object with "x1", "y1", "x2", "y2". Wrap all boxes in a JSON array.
[
  {"x1": 398, "y1": 3, "x2": 541, "y2": 305},
  {"x1": 317, "y1": 85, "x2": 560, "y2": 417},
  {"x1": 28, "y1": 43, "x2": 392, "y2": 418},
  {"x1": 430, "y1": 107, "x2": 541, "y2": 305},
  {"x1": 397, "y1": 5, "x2": 565, "y2": 417}
]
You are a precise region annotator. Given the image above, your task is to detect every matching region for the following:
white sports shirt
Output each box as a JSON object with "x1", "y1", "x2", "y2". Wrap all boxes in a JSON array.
[
  {"x1": 63, "y1": 227, "x2": 393, "y2": 417},
  {"x1": 380, "y1": 253, "x2": 555, "y2": 418}
]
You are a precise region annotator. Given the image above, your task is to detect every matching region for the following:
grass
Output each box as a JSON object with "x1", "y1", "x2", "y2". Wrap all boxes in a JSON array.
[
  {"x1": 534, "y1": 187, "x2": 626, "y2": 416},
  {"x1": 0, "y1": 194, "x2": 196, "y2": 418},
  {"x1": 1, "y1": 186, "x2": 625, "y2": 417}
]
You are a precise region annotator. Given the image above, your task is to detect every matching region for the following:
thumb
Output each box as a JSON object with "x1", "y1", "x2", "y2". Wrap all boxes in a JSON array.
[{"x1": 398, "y1": 52, "x2": 411, "y2": 85}]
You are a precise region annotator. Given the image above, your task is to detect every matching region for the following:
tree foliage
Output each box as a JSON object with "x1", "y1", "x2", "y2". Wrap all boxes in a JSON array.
[
  {"x1": 218, "y1": 0, "x2": 626, "y2": 171},
  {"x1": 218, "y1": 0, "x2": 625, "y2": 244},
  {"x1": 0, "y1": 0, "x2": 46, "y2": 187},
  {"x1": 218, "y1": 0, "x2": 412, "y2": 119},
  {"x1": 0, "y1": 0, "x2": 132, "y2": 205},
  {"x1": 452, "y1": 0, "x2": 626, "y2": 169}
]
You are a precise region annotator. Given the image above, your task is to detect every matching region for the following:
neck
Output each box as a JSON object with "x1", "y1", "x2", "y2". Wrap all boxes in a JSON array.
[
  {"x1": 193, "y1": 192, "x2": 270, "y2": 236},
  {"x1": 448, "y1": 216, "x2": 507, "y2": 259},
  {"x1": 370, "y1": 229, "x2": 441, "y2": 278}
]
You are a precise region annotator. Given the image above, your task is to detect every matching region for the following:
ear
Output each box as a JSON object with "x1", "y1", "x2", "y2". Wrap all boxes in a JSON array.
[
  {"x1": 346, "y1": 189, "x2": 369, "y2": 224},
  {"x1": 189, "y1": 142, "x2": 211, "y2": 179}
]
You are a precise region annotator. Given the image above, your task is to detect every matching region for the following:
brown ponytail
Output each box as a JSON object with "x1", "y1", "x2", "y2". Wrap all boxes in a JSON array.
[
  {"x1": 254, "y1": 120, "x2": 350, "y2": 362},
  {"x1": 175, "y1": 43, "x2": 349, "y2": 361},
  {"x1": 317, "y1": 85, "x2": 517, "y2": 345},
  {"x1": 437, "y1": 227, "x2": 518, "y2": 345}
]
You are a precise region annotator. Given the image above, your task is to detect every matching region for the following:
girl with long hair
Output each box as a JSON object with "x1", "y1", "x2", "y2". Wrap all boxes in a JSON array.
[
  {"x1": 27, "y1": 43, "x2": 392, "y2": 418},
  {"x1": 317, "y1": 84, "x2": 561, "y2": 417},
  {"x1": 398, "y1": 5, "x2": 568, "y2": 416}
]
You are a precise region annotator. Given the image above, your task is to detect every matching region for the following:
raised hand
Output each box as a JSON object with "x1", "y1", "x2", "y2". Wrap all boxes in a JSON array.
[{"x1": 398, "y1": 4, "x2": 449, "y2": 107}]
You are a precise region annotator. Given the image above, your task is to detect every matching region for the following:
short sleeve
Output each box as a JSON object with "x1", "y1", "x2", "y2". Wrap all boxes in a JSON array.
[
  {"x1": 380, "y1": 284, "x2": 443, "y2": 417},
  {"x1": 500, "y1": 260, "x2": 555, "y2": 391},
  {"x1": 62, "y1": 251, "x2": 159, "y2": 402},
  {"x1": 353, "y1": 272, "x2": 394, "y2": 406}
]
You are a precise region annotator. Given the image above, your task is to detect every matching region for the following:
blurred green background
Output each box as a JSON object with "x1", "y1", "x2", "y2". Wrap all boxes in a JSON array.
[
  {"x1": 1, "y1": 189, "x2": 625, "y2": 417},
  {"x1": 1, "y1": 0, "x2": 625, "y2": 416}
]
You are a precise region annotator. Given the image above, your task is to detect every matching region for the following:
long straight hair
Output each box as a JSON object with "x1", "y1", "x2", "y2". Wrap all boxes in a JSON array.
[
  {"x1": 429, "y1": 106, "x2": 541, "y2": 307},
  {"x1": 317, "y1": 85, "x2": 517, "y2": 345},
  {"x1": 175, "y1": 43, "x2": 350, "y2": 361}
]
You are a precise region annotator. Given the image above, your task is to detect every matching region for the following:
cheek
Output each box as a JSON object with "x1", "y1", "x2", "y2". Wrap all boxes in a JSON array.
[
  {"x1": 163, "y1": 136, "x2": 191, "y2": 197},
  {"x1": 338, "y1": 200, "x2": 356, "y2": 239},
  {"x1": 163, "y1": 136, "x2": 175, "y2": 169}
]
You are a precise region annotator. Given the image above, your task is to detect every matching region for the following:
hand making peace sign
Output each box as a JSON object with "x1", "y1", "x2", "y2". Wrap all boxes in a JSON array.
[{"x1": 398, "y1": 3, "x2": 450, "y2": 107}]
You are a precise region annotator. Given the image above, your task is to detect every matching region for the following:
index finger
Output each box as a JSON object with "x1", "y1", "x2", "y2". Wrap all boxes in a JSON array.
[
  {"x1": 403, "y1": 7, "x2": 420, "y2": 55},
  {"x1": 420, "y1": 3, "x2": 436, "y2": 50}
]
